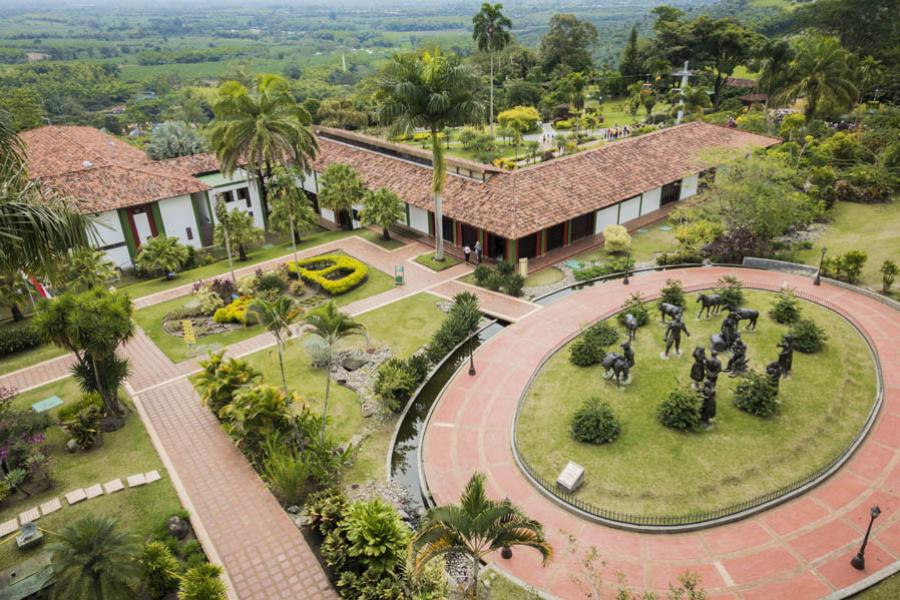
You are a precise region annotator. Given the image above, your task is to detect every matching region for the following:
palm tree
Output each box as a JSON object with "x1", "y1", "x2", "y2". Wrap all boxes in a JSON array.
[
  {"x1": 268, "y1": 165, "x2": 319, "y2": 268},
  {"x1": 208, "y1": 74, "x2": 318, "y2": 228},
  {"x1": 410, "y1": 472, "x2": 552, "y2": 598},
  {"x1": 304, "y1": 301, "x2": 365, "y2": 441},
  {"x1": 376, "y1": 49, "x2": 483, "y2": 261},
  {"x1": 65, "y1": 247, "x2": 119, "y2": 292},
  {"x1": 472, "y1": 3, "x2": 512, "y2": 137},
  {"x1": 47, "y1": 515, "x2": 139, "y2": 600},
  {"x1": 135, "y1": 235, "x2": 188, "y2": 280},
  {"x1": 317, "y1": 163, "x2": 366, "y2": 230},
  {"x1": 359, "y1": 187, "x2": 404, "y2": 240},
  {"x1": 214, "y1": 198, "x2": 237, "y2": 286},
  {"x1": 754, "y1": 39, "x2": 794, "y2": 107},
  {"x1": 668, "y1": 86, "x2": 712, "y2": 122},
  {"x1": 779, "y1": 34, "x2": 857, "y2": 121},
  {"x1": 214, "y1": 209, "x2": 263, "y2": 261},
  {"x1": 250, "y1": 295, "x2": 300, "y2": 393}
]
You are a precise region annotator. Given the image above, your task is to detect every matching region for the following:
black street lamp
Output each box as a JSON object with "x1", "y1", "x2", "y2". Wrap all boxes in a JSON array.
[
  {"x1": 623, "y1": 251, "x2": 631, "y2": 285},
  {"x1": 851, "y1": 505, "x2": 881, "y2": 570},
  {"x1": 468, "y1": 346, "x2": 476, "y2": 376},
  {"x1": 814, "y1": 246, "x2": 827, "y2": 286}
]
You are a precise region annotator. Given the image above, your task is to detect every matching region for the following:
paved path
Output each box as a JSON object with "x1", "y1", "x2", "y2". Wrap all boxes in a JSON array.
[{"x1": 422, "y1": 267, "x2": 900, "y2": 599}]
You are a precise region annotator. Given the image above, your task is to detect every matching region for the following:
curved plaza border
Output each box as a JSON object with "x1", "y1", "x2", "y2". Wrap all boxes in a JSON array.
[{"x1": 421, "y1": 267, "x2": 900, "y2": 599}]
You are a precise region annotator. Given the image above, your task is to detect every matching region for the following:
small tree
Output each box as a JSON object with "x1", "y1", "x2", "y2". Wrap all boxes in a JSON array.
[
  {"x1": 715, "y1": 275, "x2": 744, "y2": 307},
  {"x1": 195, "y1": 351, "x2": 262, "y2": 417},
  {"x1": 268, "y1": 166, "x2": 320, "y2": 268},
  {"x1": 769, "y1": 288, "x2": 802, "y2": 324},
  {"x1": 318, "y1": 163, "x2": 366, "y2": 230},
  {"x1": 178, "y1": 563, "x2": 227, "y2": 600},
  {"x1": 250, "y1": 296, "x2": 300, "y2": 393},
  {"x1": 136, "y1": 236, "x2": 189, "y2": 280},
  {"x1": 734, "y1": 371, "x2": 779, "y2": 417},
  {"x1": 881, "y1": 259, "x2": 898, "y2": 293},
  {"x1": 570, "y1": 399, "x2": 620, "y2": 444},
  {"x1": 359, "y1": 187, "x2": 404, "y2": 241},
  {"x1": 65, "y1": 247, "x2": 118, "y2": 291},
  {"x1": 497, "y1": 105, "x2": 541, "y2": 134},
  {"x1": 657, "y1": 386, "x2": 702, "y2": 431},
  {"x1": 214, "y1": 210, "x2": 263, "y2": 262},
  {"x1": 789, "y1": 319, "x2": 828, "y2": 353},
  {"x1": 145, "y1": 121, "x2": 206, "y2": 160},
  {"x1": 139, "y1": 541, "x2": 181, "y2": 598},
  {"x1": 659, "y1": 279, "x2": 686, "y2": 308},
  {"x1": 213, "y1": 198, "x2": 237, "y2": 286},
  {"x1": 603, "y1": 224, "x2": 631, "y2": 254}
]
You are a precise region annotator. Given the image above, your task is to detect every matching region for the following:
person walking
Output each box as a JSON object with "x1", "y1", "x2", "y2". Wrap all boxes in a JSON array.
[
  {"x1": 474, "y1": 240, "x2": 483, "y2": 264},
  {"x1": 463, "y1": 244, "x2": 471, "y2": 263}
]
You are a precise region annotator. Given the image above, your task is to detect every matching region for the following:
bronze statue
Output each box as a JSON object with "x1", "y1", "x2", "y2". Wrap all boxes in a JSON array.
[
  {"x1": 690, "y1": 346, "x2": 706, "y2": 389},
  {"x1": 696, "y1": 293, "x2": 724, "y2": 319},
  {"x1": 726, "y1": 305, "x2": 759, "y2": 330},
  {"x1": 602, "y1": 342, "x2": 633, "y2": 387},
  {"x1": 705, "y1": 349, "x2": 722, "y2": 386},
  {"x1": 727, "y1": 333, "x2": 749, "y2": 376},
  {"x1": 711, "y1": 312, "x2": 740, "y2": 352},
  {"x1": 658, "y1": 302, "x2": 683, "y2": 324},
  {"x1": 623, "y1": 313, "x2": 638, "y2": 342},
  {"x1": 777, "y1": 335, "x2": 795, "y2": 378},
  {"x1": 662, "y1": 315, "x2": 690, "y2": 358},
  {"x1": 766, "y1": 360, "x2": 782, "y2": 392},
  {"x1": 700, "y1": 379, "x2": 717, "y2": 427}
]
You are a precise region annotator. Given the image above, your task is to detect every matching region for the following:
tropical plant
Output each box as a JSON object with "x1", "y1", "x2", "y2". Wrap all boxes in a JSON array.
[
  {"x1": 497, "y1": 106, "x2": 540, "y2": 134},
  {"x1": 317, "y1": 163, "x2": 366, "y2": 229},
  {"x1": 359, "y1": 187, "x2": 404, "y2": 241},
  {"x1": 376, "y1": 48, "x2": 483, "y2": 261},
  {"x1": 209, "y1": 74, "x2": 317, "y2": 226},
  {"x1": 733, "y1": 370, "x2": 779, "y2": 417},
  {"x1": 304, "y1": 301, "x2": 365, "y2": 440},
  {"x1": 214, "y1": 209, "x2": 263, "y2": 262},
  {"x1": 316, "y1": 98, "x2": 369, "y2": 130},
  {"x1": 139, "y1": 541, "x2": 181, "y2": 599},
  {"x1": 195, "y1": 352, "x2": 261, "y2": 416},
  {"x1": 668, "y1": 85, "x2": 712, "y2": 121},
  {"x1": 268, "y1": 165, "x2": 319, "y2": 268},
  {"x1": 145, "y1": 121, "x2": 206, "y2": 160},
  {"x1": 780, "y1": 34, "x2": 857, "y2": 121},
  {"x1": 322, "y1": 498, "x2": 410, "y2": 578},
  {"x1": 0, "y1": 270, "x2": 29, "y2": 321},
  {"x1": 570, "y1": 399, "x2": 621, "y2": 444},
  {"x1": 260, "y1": 433, "x2": 315, "y2": 506},
  {"x1": 61, "y1": 405, "x2": 103, "y2": 450},
  {"x1": 47, "y1": 516, "x2": 139, "y2": 600},
  {"x1": 472, "y1": 3, "x2": 512, "y2": 137},
  {"x1": 218, "y1": 384, "x2": 297, "y2": 463},
  {"x1": 65, "y1": 247, "x2": 118, "y2": 292},
  {"x1": 249, "y1": 295, "x2": 300, "y2": 392},
  {"x1": 178, "y1": 563, "x2": 227, "y2": 600},
  {"x1": 424, "y1": 292, "x2": 481, "y2": 363},
  {"x1": 410, "y1": 472, "x2": 552, "y2": 597},
  {"x1": 136, "y1": 236, "x2": 189, "y2": 280},
  {"x1": 34, "y1": 289, "x2": 133, "y2": 421}
]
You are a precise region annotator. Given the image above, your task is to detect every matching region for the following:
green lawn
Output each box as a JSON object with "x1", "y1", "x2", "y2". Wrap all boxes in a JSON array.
[
  {"x1": 572, "y1": 219, "x2": 677, "y2": 265},
  {"x1": 237, "y1": 293, "x2": 446, "y2": 485},
  {"x1": 414, "y1": 252, "x2": 462, "y2": 272},
  {"x1": 0, "y1": 342, "x2": 67, "y2": 377},
  {"x1": 517, "y1": 290, "x2": 876, "y2": 516},
  {"x1": 482, "y1": 569, "x2": 540, "y2": 600},
  {"x1": 794, "y1": 201, "x2": 900, "y2": 294},
  {"x1": 524, "y1": 267, "x2": 564, "y2": 287},
  {"x1": 855, "y1": 573, "x2": 900, "y2": 598},
  {"x1": 133, "y1": 256, "x2": 395, "y2": 363},
  {"x1": 0, "y1": 378, "x2": 181, "y2": 570}
]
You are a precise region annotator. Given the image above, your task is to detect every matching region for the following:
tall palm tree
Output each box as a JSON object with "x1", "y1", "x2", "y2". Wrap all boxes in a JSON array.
[
  {"x1": 303, "y1": 301, "x2": 365, "y2": 440},
  {"x1": 268, "y1": 165, "x2": 320, "y2": 268},
  {"x1": 754, "y1": 38, "x2": 794, "y2": 107},
  {"x1": 376, "y1": 49, "x2": 483, "y2": 261},
  {"x1": 209, "y1": 74, "x2": 318, "y2": 228},
  {"x1": 47, "y1": 515, "x2": 139, "y2": 600},
  {"x1": 250, "y1": 295, "x2": 300, "y2": 393},
  {"x1": 410, "y1": 472, "x2": 552, "y2": 598},
  {"x1": 779, "y1": 34, "x2": 857, "y2": 121},
  {"x1": 667, "y1": 86, "x2": 712, "y2": 122},
  {"x1": 472, "y1": 3, "x2": 512, "y2": 137}
]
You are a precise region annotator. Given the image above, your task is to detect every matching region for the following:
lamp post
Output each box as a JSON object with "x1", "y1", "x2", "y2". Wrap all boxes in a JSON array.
[
  {"x1": 623, "y1": 251, "x2": 631, "y2": 285},
  {"x1": 851, "y1": 505, "x2": 881, "y2": 570},
  {"x1": 468, "y1": 345, "x2": 476, "y2": 376},
  {"x1": 814, "y1": 246, "x2": 827, "y2": 286}
]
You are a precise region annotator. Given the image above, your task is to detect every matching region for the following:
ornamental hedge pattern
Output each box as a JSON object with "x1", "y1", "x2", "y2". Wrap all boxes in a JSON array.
[{"x1": 288, "y1": 255, "x2": 369, "y2": 295}]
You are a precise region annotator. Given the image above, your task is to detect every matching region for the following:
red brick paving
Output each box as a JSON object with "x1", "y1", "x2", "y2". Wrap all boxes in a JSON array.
[{"x1": 421, "y1": 267, "x2": 900, "y2": 598}]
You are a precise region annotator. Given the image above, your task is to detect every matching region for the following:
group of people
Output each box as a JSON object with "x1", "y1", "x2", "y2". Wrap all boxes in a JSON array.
[
  {"x1": 462, "y1": 240, "x2": 483, "y2": 264},
  {"x1": 602, "y1": 125, "x2": 631, "y2": 141}
]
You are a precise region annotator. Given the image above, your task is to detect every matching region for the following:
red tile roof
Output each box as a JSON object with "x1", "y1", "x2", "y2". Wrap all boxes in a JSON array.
[
  {"x1": 314, "y1": 122, "x2": 780, "y2": 239},
  {"x1": 21, "y1": 126, "x2": 210, "y2": 213}
]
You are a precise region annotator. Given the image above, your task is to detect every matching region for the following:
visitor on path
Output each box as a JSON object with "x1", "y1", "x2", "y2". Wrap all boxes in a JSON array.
[
  {"x1": 463, "y1": 245, "x2": 471, "y2": 263},
  {"x1": 474, "y1": 240, "x2": 483, "y2": 264}
]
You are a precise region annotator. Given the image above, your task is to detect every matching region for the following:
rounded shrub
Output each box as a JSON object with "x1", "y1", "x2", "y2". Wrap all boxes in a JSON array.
[
  {"x1": 602, "y1": 224, "x2": 631, "y2": 254},
  {"x1": 256, "y1": 272, "x2": 288, "y2": 293},
  {"x1": 789, "y1": 318, "x2": 828, "y2": 353},
  {"x1": 617, "y1": 293, "x2": 650, "y2": 327},
  {"x1": 656, "y1": 386, "x2": 702, "y2": 431},
  {"x1": 769, "y1": 289, "x2": 802, "y2": 324},
  {"x1": 733, "y1": 370, "x2": 779, "y2": 417},
  {"x1": 569, "y1": 322, "x2": 619, "y2": 367},
  {"x1": 658, "y1": 279, "x2": 686, "y2": 308},
  {"x1": 570, "y1": 399, "x2": 621, "y2": 444}
]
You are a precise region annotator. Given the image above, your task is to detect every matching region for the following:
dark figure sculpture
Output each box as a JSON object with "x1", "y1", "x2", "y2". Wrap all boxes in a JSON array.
[
  {"x1": 690, "y1": 346, "x2": 706, "y2": 389},
  {"x1": 696, "y1": 293, "x2": 724, "y2": 319},
  {"x1": 704, "y1": 350, "x2": 722, "y2": 386},
  {"x1": 710, "y1": 312, "x2": 740, "y2": 352},
  {"x1": 601, "y1": 351, "x2": 630, "y2": 387},
  {"x1": 777, "y1": 335, "x2": 795, "y2": 378},
  {"x1": 658, "y1": 302, "x2": 683, "y2": 323},
  {"x1": 621, "y1": 340, "x2": 635, "y2": 369},
  {"x1": 662, "y1": 315, "x2": 690, "y2": 358},
  {"x1": 623, "y1": 313, "x2": 638, "y2": 342},
  {"x1": 766, "y1": 359, "x2": 782, "y2": 392},
  {"x1": 700, "y1": 379, "x2": 717, "y2": 427},
  {"x1": 727, "y1": 333, "x2": 749, "y2": 376},
  {"x1": 726, "y1": 305, "x2": 759, "y2": 331}
]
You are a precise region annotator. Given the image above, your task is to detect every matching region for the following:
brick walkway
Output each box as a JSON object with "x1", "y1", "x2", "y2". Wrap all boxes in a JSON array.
[{"x1": 422, "y1": 267, "x2": 900, "y2": 599}]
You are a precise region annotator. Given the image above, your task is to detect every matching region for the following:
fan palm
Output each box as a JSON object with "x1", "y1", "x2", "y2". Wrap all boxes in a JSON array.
[
  {"x1": 250, "y1": 295, "x2": 300, "y2": 393},
  {"x1": 268, "y1": 165, "x2": 320, "y2": 268},
  {"x1": 779, "y1": 34, "x2": 857, "y2": 121},
  {"x1": 472, "y1": 3, "x2": 512, "y2": 137},
  {"x1": 410, "y1": 472, "x2": 552, "y2": 598},
  {"x1": 376, "y1": 49, "x2": 483, "y2": 261},
  {"x1": 213, "y1": 209, "x2": 263, "y2": 261},
  {"x1": 135, "y1": 235, "x2": 188, "y2": 279},
  {"x1": 304, "y1": 301, "x2": 365, "y2": 441},
  {"x1": 317, "y1": 163, "x2": 366, "y2": 230},
  {"x1": 668, "y1": 86, "x2": 712, "y2": 121},
  {"x1": 66, "y1": 247, "x2": 118, "y2": 291},
  {"x1": 359, "y1": 187, "x2": 405, "y2": 240},
  {"x1": 208, "y1": 74, "x2": 318, "y2": 227},
  {"x1": 47, "y1": 515, "x2": 139, "y2": 600}
]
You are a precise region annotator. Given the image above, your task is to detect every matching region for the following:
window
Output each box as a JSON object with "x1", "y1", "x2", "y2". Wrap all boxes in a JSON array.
[
  {"x1": 661, "y1": 180, "x2": 682, "y2": 206},
  {"x1": 546, "y1": 223, "x2": 565, "y2": 252},
  {"x1": 570, "y1": 213, "x2": 595, "y2": 242},
  {"x1": 217, "y1": 191, "x2": 234, "y2": 203},
  {"x1": 518, "y1": 232, "x2": 539, "y2": 259},
  {"x1": 236, "y1": 187, "x2": 251, "y2": 208},
  {"x1": 186, "y1": 227, "x2": 193, "y2": 241}
]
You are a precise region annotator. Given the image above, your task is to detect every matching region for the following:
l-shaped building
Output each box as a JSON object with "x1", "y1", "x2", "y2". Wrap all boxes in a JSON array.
[{"x1": 22, "y1": 121, "x2": 778, "y2": 269}]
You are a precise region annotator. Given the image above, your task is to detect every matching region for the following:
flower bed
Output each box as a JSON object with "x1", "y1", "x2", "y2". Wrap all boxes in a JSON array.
[{"x1": 288, "y1": 254, "x2": 369, "y2": 295}]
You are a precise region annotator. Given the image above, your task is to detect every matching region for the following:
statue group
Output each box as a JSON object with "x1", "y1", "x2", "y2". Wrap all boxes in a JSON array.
[{"x1": 602, "y1": 341, "x2": 635, "y2": 388}]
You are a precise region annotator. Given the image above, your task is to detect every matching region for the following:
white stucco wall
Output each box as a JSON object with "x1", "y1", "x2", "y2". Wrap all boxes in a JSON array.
[
  {"x1": 618, "y1": 196, "x2": 641, "y2": 223},
  {"x1": 158, "y1": 195, "x2": 201, "y2": 248},
  {"x1": 208, "y1": 180, "x2": 265, "y2": 230},
  {"x1": 408, "y1": 205, "x2": 429, "y2": 235},
  {"x1": 641, "y1": 187, "x2": 662, "y2": 215},
  {"x1": 680, "y1": 174, "x2": 699, "y2": 200},
  {"x1": 300, "y1": 173, "x2": 319, "y2": 195},
  {"x1": 320, "y1": 208, "x2": 336, "y2": 223},
  {"x1": 595, "y1": 205, "x2": 618, "y2": 233},
  {"x1": 90, "y1": 210, "x2": 132, "y2": 268}
]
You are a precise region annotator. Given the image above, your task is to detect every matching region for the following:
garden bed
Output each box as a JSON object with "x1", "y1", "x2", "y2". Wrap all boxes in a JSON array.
[{"x1": 515, "y1": 290, "x2": 877, "y2": 516}]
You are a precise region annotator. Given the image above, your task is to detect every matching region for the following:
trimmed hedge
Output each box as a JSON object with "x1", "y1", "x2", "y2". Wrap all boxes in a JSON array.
[
  {"x1": 0, "y1": 320, "x2": 43, "y2": 356},
  {"x1": 288, "y1": 254, "x2": 368, "y2": 296}
]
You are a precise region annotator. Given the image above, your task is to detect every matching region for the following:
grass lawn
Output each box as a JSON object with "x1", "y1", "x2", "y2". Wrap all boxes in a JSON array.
[
  {"x1": 0, "y1": 378, "x2": 181, "y2": 569},
  {"x1": 854, "y1": 573, "x2": 900, "y2": 598},
  {"x1": 237, "y1": 293, "x2": 447, "y2": 485},
  {"x1": 517, "y1": 290, "x2": 876, "y2": 516},
  {"x1": 481, "y1": 569, "x2": 540, "y2": 599},
  {"x1": 524, "y1": 267, "x2": 564, "y2": 288},
  {"x1": 414, "y1": 252, "x2": 462, "y2": 272},
  {"x1": 0, "y1": 342, "x2": 66, "y2": 377},
  {"x1": 793, "y1": 201, "x2": 900, "y2": 294},
  {"x1": 133, "y1": 255, "x2": 395, "y2": 363},
  {"x1": 572, "y1": 219, "x2": 677, "y2": 265}
]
